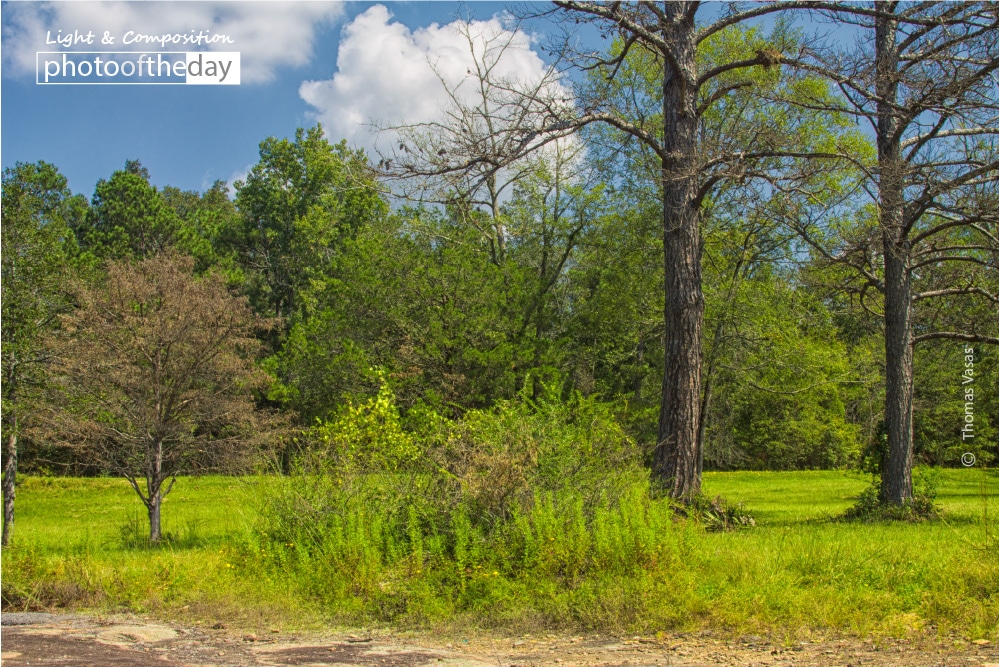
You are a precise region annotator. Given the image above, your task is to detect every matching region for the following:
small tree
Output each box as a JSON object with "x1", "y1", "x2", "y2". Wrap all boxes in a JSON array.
[{"x1": 50, "y1": 252, "x2": 268, "y2": 541}]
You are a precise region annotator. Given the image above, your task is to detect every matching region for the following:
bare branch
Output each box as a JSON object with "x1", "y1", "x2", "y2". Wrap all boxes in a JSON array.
[
  {"x1": 913, "y1": 332, "x2": 999, "y2": 346},
  {"x1": 914, "y1": 286, "x2": 999, "y2": 303}
]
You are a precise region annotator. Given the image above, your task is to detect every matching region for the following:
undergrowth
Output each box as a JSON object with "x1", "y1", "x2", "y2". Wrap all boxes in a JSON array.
[
  {"x1": 2, "y1": 385, "x2": 997, "y2": 639},
  {"x1": 842, "y1": 466, "x2": 940, "y2": 522},
  {"x1": 238, "y1": 384, "x2": 996, "y2": 636}
]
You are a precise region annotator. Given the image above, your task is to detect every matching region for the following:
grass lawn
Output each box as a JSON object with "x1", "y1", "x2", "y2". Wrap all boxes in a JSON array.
[
  {"x1": 5, "y1": 475, "x2": 262, "y2": 551},
  {"x1": 704, "y1": 468, "x2": 994, "y2": 523},
  {"x1": 2, "y1": 469, "x2": 997, "y2": 638}
]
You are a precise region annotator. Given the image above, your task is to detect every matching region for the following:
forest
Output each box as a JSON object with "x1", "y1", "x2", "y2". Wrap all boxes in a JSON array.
[{"x1": 1, "y1": 0, "x2": 998, "y2": 642}]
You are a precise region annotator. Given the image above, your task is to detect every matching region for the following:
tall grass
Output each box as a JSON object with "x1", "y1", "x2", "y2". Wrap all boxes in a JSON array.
[
  {"x1": 2, "y1": 388, "x2": 997, "y2": 638},
  {"x1": 239, "y1": 387, "x2": 999, "y2": 636},
  {"x1": 240, "y1": 470, "x2": 998, "y2": 636}
]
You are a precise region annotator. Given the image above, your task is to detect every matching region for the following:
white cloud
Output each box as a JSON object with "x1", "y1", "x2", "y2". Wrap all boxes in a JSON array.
[
  {"x1": 299, "y1": 5, "x2": 565, "y2": 156},
  {"x1": 227, "y1": 162, "x2": 255, "y2": 192},
  {"x1": 2, "y1": 1, "x2": 344, "y2": 83}
]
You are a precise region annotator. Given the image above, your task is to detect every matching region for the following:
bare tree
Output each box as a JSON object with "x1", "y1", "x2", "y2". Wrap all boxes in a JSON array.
[
  {"x1": 785, "y1": 1, "x2": 999, "y2": 504},
  {"x1": 381, "y1": 17, "x2": 605, "y2": 402},
  {"x1": 381, "y1": 16, "x2": 578, "y2": 266},
  {"x1": 48, "y1": 253, "x2": 271, "y2": 541}
]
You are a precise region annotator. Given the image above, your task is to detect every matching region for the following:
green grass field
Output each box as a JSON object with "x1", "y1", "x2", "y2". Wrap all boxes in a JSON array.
[{"x1": 2, "y1": 469, "x2": 997, "y2": 639}]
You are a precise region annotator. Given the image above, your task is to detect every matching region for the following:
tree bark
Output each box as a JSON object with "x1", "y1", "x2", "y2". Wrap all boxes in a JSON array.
[
  {"x1": 881, "y1": 237, "x2": 914, "y2": 504},
  {"x1": 875, "y1": 3, "x2": 915, "y2": 505},
  {"x1": 148, "y1": 438, "x2": 164, "y2": 541},
  {"x1": 2, "y1": 412, "x2": 17, "y2": 546},
  {"x1": 653, "y1": 2, "x2": 704, "y2": 501},
  {"x1": 148, "y1": 490, "x2": 162, "y2": 542}
]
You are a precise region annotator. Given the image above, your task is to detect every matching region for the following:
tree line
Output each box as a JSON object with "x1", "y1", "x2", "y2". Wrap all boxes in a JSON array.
[{"x1": 2, "y1": 1, "x2": 997, "y2": 544}]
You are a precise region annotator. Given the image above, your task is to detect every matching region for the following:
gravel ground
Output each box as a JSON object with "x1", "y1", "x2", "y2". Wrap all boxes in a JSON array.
[{"x1": 0, "y1": 612, "x2": 995, "y2": 666}]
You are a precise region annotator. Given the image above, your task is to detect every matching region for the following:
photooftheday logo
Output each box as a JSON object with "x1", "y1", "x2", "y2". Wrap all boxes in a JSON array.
[{"x1": 36, "y1": 52, "x2": 240, "y2": 85}]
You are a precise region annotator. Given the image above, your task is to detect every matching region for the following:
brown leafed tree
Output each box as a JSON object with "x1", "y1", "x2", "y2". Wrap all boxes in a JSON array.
[{"x1": 48, "y1": 252, "x2": 271, "y2": 541}]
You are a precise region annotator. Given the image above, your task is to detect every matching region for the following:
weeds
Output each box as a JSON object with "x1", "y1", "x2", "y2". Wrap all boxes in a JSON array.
[
  {"x1": 842, "y1": 466, "x2": 940, "y2": 522},
  {"x1": 675, "y1": 494, "x2": 757, "y2": 530},
  {"x1": 2, "y1": 393, "x2": 997, "y2": 638},
  {"x1": 238, "y1": 388, "x2": 995, "y2": 634}
]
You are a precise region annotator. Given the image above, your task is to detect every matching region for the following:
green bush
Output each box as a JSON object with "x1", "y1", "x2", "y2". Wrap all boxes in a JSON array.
[
  {"x1": 256, "y1": 381, "x2": 701, "y2": 625},
  {"x1": 842, "y1": 466, "x2": 940, "y2": 521}
]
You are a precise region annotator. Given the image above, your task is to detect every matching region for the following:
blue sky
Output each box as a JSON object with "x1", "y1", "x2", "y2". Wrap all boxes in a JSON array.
[
  {"x1": 1, "y1": 1, "x2": 528, "y2": 196},
  {"x1": 1, "y1": 2, "x2": 855, "y2": 200}
]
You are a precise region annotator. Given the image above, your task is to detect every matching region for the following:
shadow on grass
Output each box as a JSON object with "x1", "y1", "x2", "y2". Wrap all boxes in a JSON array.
[{"x1": 116, "y1": 514, "x2": 230, "y2": 551}]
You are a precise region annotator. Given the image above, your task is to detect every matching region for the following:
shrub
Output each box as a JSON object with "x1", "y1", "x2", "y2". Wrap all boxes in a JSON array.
[
  {"x1": 421, "y1": 383, "x2": 642, "y2": 526},
  {"x1": 254, "y1": 380, "x2": 700, "y2": 625},
  {"x1": 842, "y1": 465, "x2": 939, "y2": 521}
]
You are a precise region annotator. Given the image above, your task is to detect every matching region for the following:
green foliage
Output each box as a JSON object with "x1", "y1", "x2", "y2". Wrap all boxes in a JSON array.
[
  {"x1": 675, "y1": 494, "x2": 757, "y2": 531},
  {"x1": 4, "y1": 471, "x2": 997, "y2": 637},
  {"x1": 426, "y1": 383, "x2": 644, "y2": 524},
  {"x1": 912, "y1": 343, "x2": 997, "y2": 467},
  {"x1": 230, "y1": 125, "x2": 386, "y2": 327},
  {"x1": 278, "y1": 207, "x2": 558, "y2": 421},
  {"x1": 272, "y1": 381, "x2": 643, "y2": 540},
  {"x1": 572, "y1": 24, "x2": 873, "y2": 469},
  {"x1": 561, "y1": 201, "x2": 662, "y2": 406},
  {"x1": 843, "y1": 466, "x2": 941, "y2": 522},
  {"x1": 1, "y1": 161, "x2": 87, "y2": 469},
  {"x1": 161, "y1": 180, "x2": 243, "y2": 280},
  {"x1": 305, "y1": 378, "x2": 420, "y2": 473},
  {"x1": 79, "y1": 160, "x2": 181, "y2": 261},
  {"x1": 8, "y1": 10, "x2": 999, "y2": 638},
  {"x1": 699, "y1": 209, "x2": 866, "y2": 470}
]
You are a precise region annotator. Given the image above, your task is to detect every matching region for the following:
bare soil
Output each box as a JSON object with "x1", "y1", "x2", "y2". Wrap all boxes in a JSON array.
[{"x1": 1, "y1": 612, "x2": 995, "y2": 667}]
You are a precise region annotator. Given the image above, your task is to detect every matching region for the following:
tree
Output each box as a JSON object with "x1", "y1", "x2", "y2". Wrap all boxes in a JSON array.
[
  {"x1": 383, "y1": 17, "x2": 574, "y2": 266},
  {"x1": 161, "y1": 180, "x2": 242, "y2": 278},
  {"x1": 49, "y1": 253, "x2": 269, "y2": 541},
  {"x1": 1, "y1": 162, "x2": 85, "y2": 545},
  {"x1": 500, "y1": 146, "x2": 605, "y2": 399},
  {"x1": 384, "y1": 3, "x2": 855, "y2": 499},
  {"x1": 380, "y1": 20, "x2": 611, "y2": 408},
  {"x1": 556, "y1": 3, "x2": 866, "y2": 498},
  {"x1": 79, "y1": 160, "x2": 181, "y2": 261},
  {"x1": 231, "y1": 126, "x2": 386, "y2": 333},
  {"x1": 280, "y1": 207, "x2": 541, "y2": 420},
  {"x1": 787, "y1": 1, "x2": 999, "y2": 503}
]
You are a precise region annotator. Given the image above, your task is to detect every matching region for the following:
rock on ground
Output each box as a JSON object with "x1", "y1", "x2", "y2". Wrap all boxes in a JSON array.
[{"x1": 0, "y1": 612, "x2": 994, "y2": 666}]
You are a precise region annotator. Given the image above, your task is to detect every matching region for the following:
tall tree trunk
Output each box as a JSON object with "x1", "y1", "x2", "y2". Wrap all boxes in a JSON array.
[
  {"x1": 875, "y1": 3, "x2": 915, "y2": 504},
  {"x1": 653, "y1": 3, "x2": 704, "y2": 501},
  {"x1": 2, "y1": 411, "x2": 17, "y2": 546},
  {"x1": 881, "y1": 237, "x2": 914, "y2": 503}
]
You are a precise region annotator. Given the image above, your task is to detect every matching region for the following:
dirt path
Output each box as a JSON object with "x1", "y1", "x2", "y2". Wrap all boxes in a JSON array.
[{"x1": 1, "y1": 612, "x2": 995, "y2": 666}]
